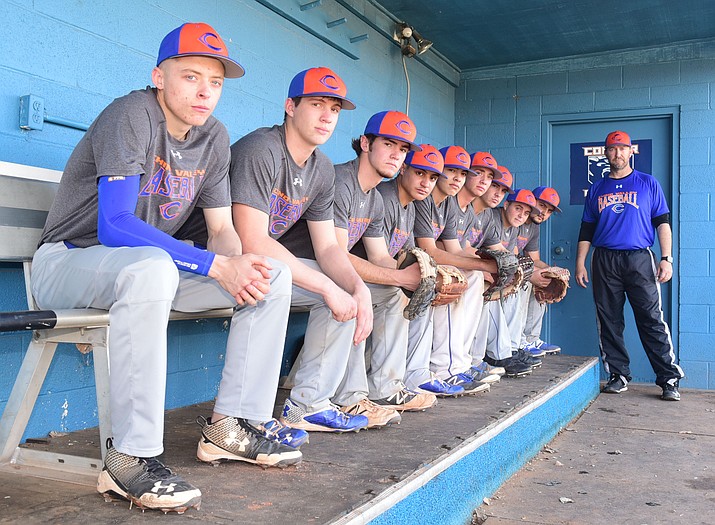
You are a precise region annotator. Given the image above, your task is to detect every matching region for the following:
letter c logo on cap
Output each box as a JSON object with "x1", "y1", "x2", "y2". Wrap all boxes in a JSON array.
[
  {"x1": 396, "y1": 120, "x2": 413, "y2": 136},
  {"x1": 424, "y1": 152, "x2": 439, "y2": 165},
  {"x1": 457, "y1": 152, "x2": 469, "y2": 164},
  {"x1": 199, "y1": 32, "x2": 223, "y2": 52},
  {"x1": 320, "y1": 75, "x2": 340, "y2": 91}
]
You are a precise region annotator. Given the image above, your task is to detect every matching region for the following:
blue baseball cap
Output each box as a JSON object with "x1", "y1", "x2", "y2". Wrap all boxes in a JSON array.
[
  {"x1": 157, "y1": 23, "x2": 245, "y2": 78},
  {"x1": 287, "y1": 67, "x2": 355, "y2": 110}
]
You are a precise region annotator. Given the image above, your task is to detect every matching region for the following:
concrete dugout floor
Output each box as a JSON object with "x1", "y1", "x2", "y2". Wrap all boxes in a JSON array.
[{"x1": 479, "y1": 384, "x2": 715, "y2": 525}]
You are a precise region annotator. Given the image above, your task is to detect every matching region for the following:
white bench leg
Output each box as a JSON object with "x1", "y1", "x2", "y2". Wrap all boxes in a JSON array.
[
  {"x1": 0, "y1": 336, "x2": 57, "y2": 464},
  {"x1": 0, "y1": 328, "x2": 109, "y2": 485},
  {"x1": 91, "y1": 328, "x2": 112, "y2": 460}
]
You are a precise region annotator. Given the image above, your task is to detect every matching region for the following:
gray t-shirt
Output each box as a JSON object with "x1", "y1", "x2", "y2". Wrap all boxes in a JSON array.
[
  {"x1": 480, "y1": 207, "x2": 519, "y2": 252},
  {"x1": 517, "y1": 221, "x2": 540, "y2": 254},
  {"x1": 230, "y1": 124, "x2": 334, "y2": 255},
  {"x1": 41, "y1": 87, "x2": 230, "y2": 247},
  {"x1": 377, "y1": 179, "x2": 415, "y2": 257},
  {"x1": 455, "y1": 202, "x2": 477, "y2": 248},
  {"x1": 333, "y1": 159, "x2": 385, "y2": 252},
  {"x1": 470, "y1": 208, "x2": 494, "y2": 249},
  {"x1": 414, "y1": 195, "x2": 458, "y2": 241}
]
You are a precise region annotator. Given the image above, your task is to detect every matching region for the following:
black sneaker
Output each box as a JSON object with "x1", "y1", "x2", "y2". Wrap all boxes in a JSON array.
[
  {"x1": 197, "y1": 416, "x2": 302, "y2": 468},
  {"x1": 512, "y1": 348, "x2": 543, "y2": 369},
  {"x1": 661, "y1": 379, "x2": 681, "y2": 401},
  {"x1": 97, "y1": 440, "x2": 202, "y2": 513},
  {"x1": 484, "y1": 354, "x2": 532, "y2": 377},
  {"x1": 602, "y1": 374, "x2": 628, "y2": 394}
]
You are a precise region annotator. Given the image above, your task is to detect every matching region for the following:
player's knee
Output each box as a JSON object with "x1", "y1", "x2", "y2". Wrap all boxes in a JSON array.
[
  {"x1": 267, "y1": 257, "x2": 292, "y2": 296},
  {"x1": 116, "y1": 248, "x2": 179, "y2": 302}
]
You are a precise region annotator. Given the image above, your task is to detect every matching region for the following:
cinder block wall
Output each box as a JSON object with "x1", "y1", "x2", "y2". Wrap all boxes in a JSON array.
[
  {"x1": 0, "y1": 0, "x2": 456, "y2": 439},
  {"x1": 456, "y1": 47, "x2": 715, "y2": 389}
]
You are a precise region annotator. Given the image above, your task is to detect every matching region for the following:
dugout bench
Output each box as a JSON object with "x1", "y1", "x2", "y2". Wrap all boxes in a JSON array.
[{"x1": 0, "y1": 160, "x2": 238, "y2": 485}]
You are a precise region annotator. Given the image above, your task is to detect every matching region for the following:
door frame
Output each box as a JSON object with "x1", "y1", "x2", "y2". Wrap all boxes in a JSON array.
[{"x1": 540, "y1": 107, "x2": 681, "y2": 353}]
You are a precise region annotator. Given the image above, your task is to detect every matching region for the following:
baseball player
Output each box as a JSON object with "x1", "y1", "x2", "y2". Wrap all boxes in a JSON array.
[
  {"x1": 473, "y1": 168, "x2": 534, "y2": 377},
  {"x1": 412, "y1": 146, "x2": 498, "y2": 393},
  {"x1": 31, "y1": 23, "x2": 300, "y2": 513},
  {"x1": 331, "y1": 111, "x2": 437, "y2": 424},
  {"x1": 450, "y1": 151, "x2": 504, "y2": 385},
  {"x1": 576, "y1": 130, "x2": 684, "y2": 400},
  {"x1": 376, "y1": 145, "x2": 465, "y2": 397},
  {"x1": 230, "y1": 67, "x2": 373, "y2": 431},
  {"x1": 495, "y1": 188, "x2": 545, "y2": 369},
  {"x1": 516, "y1": 186, "x2": 564, "y2": 357}
]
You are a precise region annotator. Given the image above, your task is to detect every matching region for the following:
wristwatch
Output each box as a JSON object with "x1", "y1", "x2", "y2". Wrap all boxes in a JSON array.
[{"x1": 661, "y1": 255, "x2": 674, "y2": 263}]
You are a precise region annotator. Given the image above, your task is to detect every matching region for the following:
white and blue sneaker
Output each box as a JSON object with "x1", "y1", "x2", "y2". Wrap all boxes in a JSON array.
[
  {"x1": 260, "y1": 418, "x2": 309, "y2": 448},
  {"x1": 521, "y1": 341, "x2": 547, "y2": 357},
  {"x1": 417, "y1": 376, "x2": 465, "y2": 397},
  {"x1": 527, "y1": 339, "x2": 561, "y2": 355},
  {"x1": 445, "y1": 372, "x2": 491, "y2": 394},
  {"x1": 279, "y1": 398, "x2": 368, "y2": 432}
]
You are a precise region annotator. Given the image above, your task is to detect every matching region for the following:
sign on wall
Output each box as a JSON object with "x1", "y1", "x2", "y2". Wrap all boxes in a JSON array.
[{"x1": 569, "y1": 139, "x2": 652, "y2": 205}]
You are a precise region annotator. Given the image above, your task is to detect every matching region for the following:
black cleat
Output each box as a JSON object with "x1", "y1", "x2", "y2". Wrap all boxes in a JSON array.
[{"x1": 97, "y1": 440, "x2": 201, "y2": 513}]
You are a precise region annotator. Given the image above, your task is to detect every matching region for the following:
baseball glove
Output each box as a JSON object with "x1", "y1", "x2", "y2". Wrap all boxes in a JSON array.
[
  {"x1": 432, "y1": 265, "x2": 468, "y2": 307},
  {"x1": 477, "y1": 249, "x2": 521, "y2": 302},
  {"x1": 534, "y1": 267, "x2": 570, "y2": 304},
  {"x1": 396, "y1": 247, "x2": 437, "y2": 320},
  {"x1": 518, "y1": 255, "x2": 535, "y2": 287}
]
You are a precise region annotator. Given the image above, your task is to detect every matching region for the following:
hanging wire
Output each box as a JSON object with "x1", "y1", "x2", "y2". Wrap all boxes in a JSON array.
[{"x1": 402, "y1": 54, "x2": 411, "y2": 116}]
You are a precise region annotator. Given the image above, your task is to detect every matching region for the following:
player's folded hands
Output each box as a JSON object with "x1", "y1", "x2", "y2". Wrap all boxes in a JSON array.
[{"x1": 210, "y1": 254, "x2": 272, "y2": 306}]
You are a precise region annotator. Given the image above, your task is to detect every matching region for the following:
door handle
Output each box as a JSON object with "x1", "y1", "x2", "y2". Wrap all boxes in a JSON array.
[{"x1": 553, "y1": 246, "x2": 564, "y2": 255}]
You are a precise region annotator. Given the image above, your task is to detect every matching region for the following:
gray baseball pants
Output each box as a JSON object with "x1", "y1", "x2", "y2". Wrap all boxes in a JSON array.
[
  {"x1": 31, "y1": 242, "x2": 291, "y2": 458},
  {"x1": 286, "y1": 259, "x2": 357, "y2": 412},
  {"x1": 333, "y1": 284, "x2": 408, "y2": 405}
]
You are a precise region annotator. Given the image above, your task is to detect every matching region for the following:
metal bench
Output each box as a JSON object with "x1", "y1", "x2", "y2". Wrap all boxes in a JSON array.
[{"x1": 0, "y1": 161, "x2": 235, "y2": 485}]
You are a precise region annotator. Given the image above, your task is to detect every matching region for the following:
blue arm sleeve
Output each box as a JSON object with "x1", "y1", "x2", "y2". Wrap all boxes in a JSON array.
[{"x1": 97, "y1": 176, "x2": 215, "y2": 276}]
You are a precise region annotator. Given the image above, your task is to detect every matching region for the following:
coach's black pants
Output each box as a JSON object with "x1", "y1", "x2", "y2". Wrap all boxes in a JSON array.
[{"x1": 591, "y1": 247, "x2": 683, "y2": 386}]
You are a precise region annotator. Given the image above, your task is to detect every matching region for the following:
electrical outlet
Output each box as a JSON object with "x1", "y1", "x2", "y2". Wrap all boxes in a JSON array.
[{"x1": 19, "y1": 94, "x2": 45, "y2": 130}]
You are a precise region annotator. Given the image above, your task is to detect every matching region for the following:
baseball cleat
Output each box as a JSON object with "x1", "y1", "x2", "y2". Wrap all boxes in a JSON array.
[
  {"x1": 97, "y1": 440, "x2": 202, "y2": 513},
  {"x1": 372, "y1": 387, "x2": 437, "y2": 411},
  {"x1": 340, "y1": 398, "x2": 401, "y2": 428},
  {"x1": 196, "y1": 416, "x2": 302, "y2": 467},
  {"x1": 417, "y1": 376, "x2": 465, "y2": 397},
  {"x1": 280, "y1": 398, "x2": 368, "y2": 432}
]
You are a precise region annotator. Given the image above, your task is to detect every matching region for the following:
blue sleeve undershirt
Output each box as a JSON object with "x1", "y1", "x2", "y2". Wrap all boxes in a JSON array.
[{"x1": 97, "y1": 175, "x2": 215, "y2": 276}]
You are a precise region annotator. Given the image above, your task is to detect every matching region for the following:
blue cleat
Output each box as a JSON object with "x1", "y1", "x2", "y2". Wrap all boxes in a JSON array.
[
  {"x1": 418, "y1": 376, "x2": 465, "y2": 397},
  {"x1": 527, "y1": 339, "x2": 561, "y2": 355},
  {"x1": 445, "y1": 372, "x2": 490, "y2": 394},
  {"x1": 261, "y1": 418, "x2": 309, "y2": 448},
  {"x1": 279, "y1": 398, "x2": 368, "y2": 432}
]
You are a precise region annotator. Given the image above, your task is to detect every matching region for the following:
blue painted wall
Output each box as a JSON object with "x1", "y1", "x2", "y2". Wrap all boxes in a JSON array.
[
  {"x1": 456, "y1": 45, "x2": 715, "y2": 389},
  {"x1": 0, "y1": 0, "x2": 456, "y2": 440}
]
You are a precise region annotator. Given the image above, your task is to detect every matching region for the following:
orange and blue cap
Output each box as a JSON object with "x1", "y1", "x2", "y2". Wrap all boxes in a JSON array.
[
  {"x1": 605, "y1": 130, "x2": 632, "y2": 148},
  {"x1": 405, "y1": 144, "x2": 444, "y2": 175},
  {"x1": 532, "y1": 186, "x2": 562, "y2": 212},
  {"x1": 506, "y1": 188, "x2": 537, "y2": 209},
  {"x1": 157, "y1": 23, "x2": 244, "y2": 78},
  {"x1": 493, "y1": 165, "x2": 516, "y2": 194},
  {"x1": 470, "y1": 151, "x2": 501, "y2": 179},
  {"x1": 288, "y1": 67, "x2": 355, "y2": 110},
  {"x1": 439, "y1": 146, "x2": 476, "y2": 176},
  {"x1": 364, "y1": 111, "x2": 421, "y2": 151}
]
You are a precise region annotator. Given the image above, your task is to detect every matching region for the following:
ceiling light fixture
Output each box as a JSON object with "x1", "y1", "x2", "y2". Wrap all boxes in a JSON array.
[
  {"x1": 394, "y1": 22, "x2": 433, "y2": 58},
  {"x1": 393, "y1": 22, "x2": 433, "y2": 115}
]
